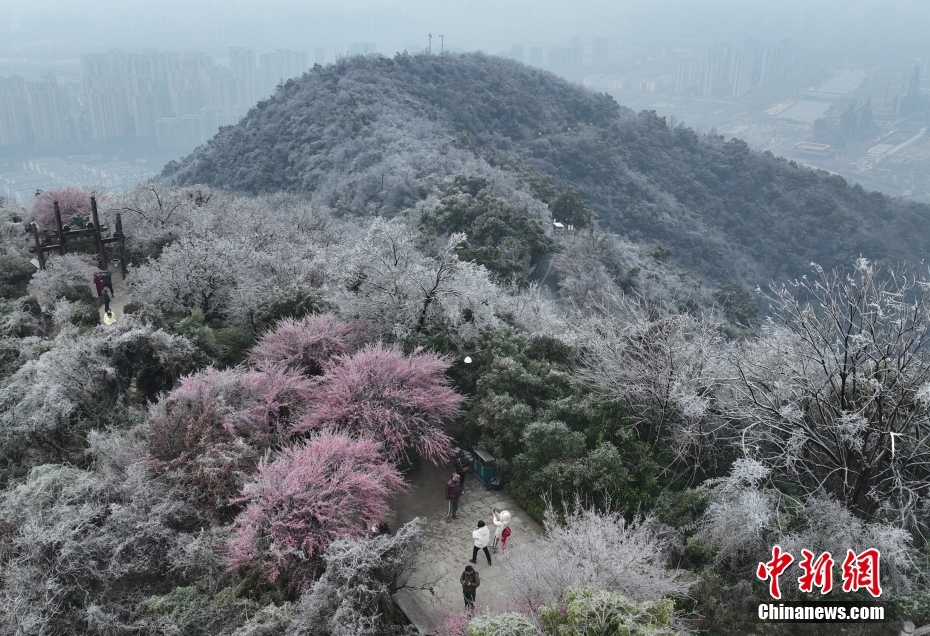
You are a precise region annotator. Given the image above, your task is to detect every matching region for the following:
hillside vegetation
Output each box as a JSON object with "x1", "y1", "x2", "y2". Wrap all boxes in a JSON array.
[
  {"x1": 3, "y1": 53, "x2": 929, "y2": 636},
  {"x1": 167, "y1": 52, "x2": 930, "y2": 286}
]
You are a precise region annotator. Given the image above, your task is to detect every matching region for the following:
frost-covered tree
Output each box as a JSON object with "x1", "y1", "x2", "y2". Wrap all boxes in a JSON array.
[
  {"x1": 329, "y1": 218, "x2": 501, "y2": 340},
  {"x1": 102, "y1": 184, "x2": 233, "y2": 259},
  {"x1": 249, "y1": 314, "x2": 366, "y2": 376},
  {"x1": 287, "y1": 518, "x2": 426, "y2": 636},
  {"x1": 572, "y1": 295, "x2": 727, "y2": 461},
  {"x1": 27, "y1": 252, "x2": 97, "y2": 308},
  {"x1": 0, "y1": 462, "x2": 221, "y2": 635},
  {"x1": 728, "y1": 260, "x2": 930, "y2": 532},
  {"x1": 295, "y1": 344, "x2": 462, "y2": 464},
  {"x1": 505, "y1": 499, "x2": 693, "y2": 607},
  {"x1": 227, "y1": 432, "x2": 405, "y2": 591},
  {"x1": 696, "y1": 458, "x2": 924, "y2": 597},
  {"x1": 128, "y1": 236, "x2": 252, "y2": 320},
  {"x1": 0, "y1": 316, "x2": 196, "y2": 472}
]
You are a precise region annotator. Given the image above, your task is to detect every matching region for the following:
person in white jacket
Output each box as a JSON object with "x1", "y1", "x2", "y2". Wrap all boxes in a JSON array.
[
  {"x1": 469, "y1": 520, "x2": 492, "y2": 566},
  {"x1": 491, "y1": 509, "x2": 511, "y2": 552}
]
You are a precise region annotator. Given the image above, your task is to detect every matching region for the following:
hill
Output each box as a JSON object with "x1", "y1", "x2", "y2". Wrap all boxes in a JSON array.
[{"x1": 165, "y1": 52, "x2": 930, "y2": 287}]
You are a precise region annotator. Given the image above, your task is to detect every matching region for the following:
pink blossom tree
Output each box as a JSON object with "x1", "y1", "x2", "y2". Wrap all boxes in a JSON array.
[
  {"x1": 226, "y1": 432, "x2": 405, "y2": 591},
  {"x1": 294, "y1": 344, "x2": 462, "y2": 465},
  {"x1": 248, "y1": 314, "x2": 366, "y2": 376},
  {"x1": 28, "y1": 186, "x2": 101, "y2": 230},
  {"x1": 146, "y1": 365, "x2": 314, "y2": 521}
]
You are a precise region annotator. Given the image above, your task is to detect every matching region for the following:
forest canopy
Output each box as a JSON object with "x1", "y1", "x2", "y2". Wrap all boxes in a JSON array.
[{"x1": 168, "y1": 52, "x2": 930, "y2": 288}]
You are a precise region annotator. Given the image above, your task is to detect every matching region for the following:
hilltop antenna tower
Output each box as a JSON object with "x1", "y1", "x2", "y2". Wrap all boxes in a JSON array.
[
  {"x1": 440, "y1": 35, "x2": 444, "y2": 54},
  {"x1": 428, "y1": 33, "x2": 432, "y2": 54}
]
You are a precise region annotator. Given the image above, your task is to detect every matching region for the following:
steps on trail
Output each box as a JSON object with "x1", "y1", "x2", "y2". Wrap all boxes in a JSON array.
[{"x1": 393, "y1": 589, "x2": 437, "y2": 635}]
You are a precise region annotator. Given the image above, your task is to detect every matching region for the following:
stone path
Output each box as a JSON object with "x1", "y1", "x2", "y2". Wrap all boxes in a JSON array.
[
  {"x1": 386, "y1": 459, "x2": 544, "y2": 622},
  {"x1": 91, "y1": 271, "x2": 131, "y2": 325}
]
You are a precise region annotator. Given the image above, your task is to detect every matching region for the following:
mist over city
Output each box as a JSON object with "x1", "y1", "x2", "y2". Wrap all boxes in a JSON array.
[
  {"x1": 2, "y1": 2, "x2": 930, "y2": 635},
  {"x1": 2, "y1": 0, "x2": 930, "y2": 201}
]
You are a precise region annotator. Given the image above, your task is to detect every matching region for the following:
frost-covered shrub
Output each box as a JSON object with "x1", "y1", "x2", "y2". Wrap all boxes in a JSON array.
[
  {"x1": 537, "y1": 588, "x2": 678, "y2": 636},
  {"x1": 0, "y1": 244, "x2": 35, "y2": 296},
  {"x1": 466, "y1": 612, "x2": 541, "y2": 636},
  {"x1": 0, "y1": 463, "x2": 221, "y2": 636},
  {"x1": 227, "y1": 432, "x2": 405, "y2": 591},
  {"x1": 0, "y1": 296, "x2": 44, "y2": 338},
  {"x1": 506, "y1": 499, "x2": 693, "y2": 606},
  {"x1": 693, "y1": 458, "x2": 776, "y2": 563},
  {"x1": 0, "y1": 317, "x2": 196, "y2": 475},
  {"x1": 287, "y1": 518, "x2": 425, "y2": 636},
  {"x1": 27, "y1": 252, "x2": 97, "y2": 308},
  {"x1": 234, "y1": 602, "x2": 295, "y2": 636}
]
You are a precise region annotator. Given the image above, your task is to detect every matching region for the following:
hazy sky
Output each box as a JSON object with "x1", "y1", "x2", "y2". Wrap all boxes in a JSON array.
[{"x1": 1, "y1": 0, "x2": 928, "y2": 58}]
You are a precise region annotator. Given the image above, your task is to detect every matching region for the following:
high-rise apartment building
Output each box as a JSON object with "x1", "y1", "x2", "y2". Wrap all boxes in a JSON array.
[
  {"x1": 0, "y1": 75, "x2": 29, "y2": 145},
  {"x1": 5, "y1": 46, "x2": 310, "y2": 149},
  {"x1": 731, "y1": 55, "x2": 754, "y2": 98},
  {"x1": 27, "y1": 75, "x2": 67, "y2": 143},
  {"x1": 567, "y1": 37, "x2": 584, "y2": 81},
  {"x1": 0, "y1": 74, "x2": 67, "y2": 145},
  {"x1": 593, "y1": 38, "x2": 609, "y2": 74},
  {"x1": 229, "y1": 47, "x2": 259, "y2": 106},
  {"x1": 529, "y1": 47, "x2": 543, "y2": 68},
  {"x1": 87, "y1": 86, "x2": 125, "y2": 140},
  {"x1": 260, "y1": 49, "x2": 310, "y2": 94}
]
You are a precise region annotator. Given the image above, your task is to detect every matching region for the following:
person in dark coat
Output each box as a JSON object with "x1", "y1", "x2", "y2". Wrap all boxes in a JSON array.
[
  {"x1": 453, "y1": 450, "x2": 470, "y2": 494},
  {"x1": 101, "y1": 270, "x2": 114, "y2": 296},
  {"x1": 367, "y1": 521, "x2": 391, "y2": 538},
  {"x1": 445, "y1": 474, "x2": 462, "y2": 522},
  {"x1": 460, "y1": 565, "x2": 480, "y2": 610},
  {"x1": 101, "y1": 287, "x2": 111, "y2": 313},
  {"x1": 93, "y1": 274, "x2": 104, "y2": 297}
]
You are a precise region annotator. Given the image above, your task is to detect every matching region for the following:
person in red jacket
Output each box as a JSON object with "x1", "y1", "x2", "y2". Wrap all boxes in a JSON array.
[
  {"x1": 93, "y1": 274, "x2": 104, "y2": 298},
  {"x1": 445, "y1": 474, "x2": 462, "y2": 522}
]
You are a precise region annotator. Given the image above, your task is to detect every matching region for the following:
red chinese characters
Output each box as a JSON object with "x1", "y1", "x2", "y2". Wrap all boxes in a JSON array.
[
  {"x1": 841, "y1": 548, "x2": 882, "y2": 598},
  {"x1": 757, "y1": 545, "x2": 794, "y2": 599},
  {"x1": 797, "y1": 549, "x2": 834, "y2": 594},
  {"x1": 758, "y1": 546, "x2": 882, "y2": 598}
]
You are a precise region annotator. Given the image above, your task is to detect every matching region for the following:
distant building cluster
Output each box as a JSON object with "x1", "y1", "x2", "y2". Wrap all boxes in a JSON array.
[
  {"x1": 0, "y1": 75, "x2": 69, "y2": 146},
  {"x1": 0, "y1": 47, "x2": 312, "y2": 153},
  {"x1": 0, "y1": 157, "x2": 155, "y2": 204},
  {"x1": 501, "y1": 37, "x2": 609, "y2": 83},
  {"x1": 675, "y1": 39, "x2": 797, "y2": 98}
]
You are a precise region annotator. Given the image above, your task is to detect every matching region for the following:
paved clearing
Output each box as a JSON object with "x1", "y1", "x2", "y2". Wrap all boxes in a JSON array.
[{"x1": 387, "y1": 458, "x2": 544, "y2": 622}]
